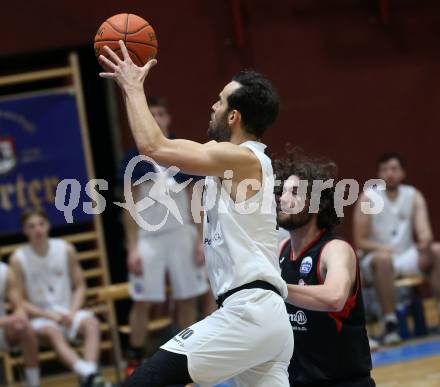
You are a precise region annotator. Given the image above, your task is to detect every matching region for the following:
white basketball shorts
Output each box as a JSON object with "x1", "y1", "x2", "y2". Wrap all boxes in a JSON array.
[
  {"x1": 31, "y1": 309, "x2": 93, "y2": 341},
  {"x1": 361, "y1": 245, "x2": 422, "y2": 283},
  {"x1": 129, "y1": 225, "x2": 209, "y2": 302},
  {"x1": 161, "y1": 288, "x2": 294, "y2": 387}
]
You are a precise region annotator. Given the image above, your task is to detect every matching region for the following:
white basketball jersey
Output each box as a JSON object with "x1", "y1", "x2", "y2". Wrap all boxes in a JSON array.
[
  {"x1": 203, "y1": 141, "x2": 287, "y2": 299},
  {"x1": 368, "y1": 184, "x2": 416, "y2": 254},
  {"x1": 136, "y1": 164, "x2": 192, "y2": 238},
  {"x1": 0, "y1": 263, "x2": 8, "y2": 317},
  {"x1": 15, "y1": 238, "x2": 72, "y2": 312}
]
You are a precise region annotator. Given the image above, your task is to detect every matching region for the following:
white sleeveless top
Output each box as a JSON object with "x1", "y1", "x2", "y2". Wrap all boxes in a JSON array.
[
  {"x1": 136, "y1": 164, "x2": 192, "y2": 237},
  {"x1": 15, "y1": 238, "x2": 72, "y2": 312},
  {"x1": 367, "y1": 184, "x2": 416, "y2": 254},
  {"x1": 0, "y1": 263, "x2": 8, "y2": 317},
  {"x1": 203, "y1": 141, "x2": 287, "y2": 299}
]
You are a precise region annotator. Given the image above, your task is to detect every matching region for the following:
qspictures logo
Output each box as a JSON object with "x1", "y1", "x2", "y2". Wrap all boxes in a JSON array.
[
  {"x1": 54, "y1": 155, "x2": 387, "y2": 231},
  {"x1": 114, "y1": 155, "x2": 192, "y2": 231}
]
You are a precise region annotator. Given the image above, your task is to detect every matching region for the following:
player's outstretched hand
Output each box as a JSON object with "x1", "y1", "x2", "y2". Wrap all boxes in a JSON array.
[{"x1": 99, "y1": 40, "x2": 157, "y2": 91}]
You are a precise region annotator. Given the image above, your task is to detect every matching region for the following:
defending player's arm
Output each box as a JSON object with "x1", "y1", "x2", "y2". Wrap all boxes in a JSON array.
[
  {"x1": 99, "y1": 42, "x2": 260, "y2": 179},
  {"x1": 412, "y1": 190, "x2": 433, "y2": 252},
  {"x1": 286, "y1": 240, "x2": 356, "y2": 312},
  {"x1": 9, "y1": 254, "x2": 62, "y2": 323},
  {"x1": 353, "y1": 193, "x2": 392, "y2": 254},
  {"x1": 67, "y1": 243, "x2": 86, "y2": 317}
]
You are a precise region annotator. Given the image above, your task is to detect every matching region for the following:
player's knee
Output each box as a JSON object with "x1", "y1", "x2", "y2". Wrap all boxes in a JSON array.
[
  {"x1": 39, "y1": 326, "x2": 62, "y2": 343},
  {"x1": 371, "y1": 252, "x2": 393, "y2": 270},
  {"x1": 125, "y1": 349, "x2": 191, "y2": 387},
  {"x1": 83, "y1": 316, "x2": 100, "y2": 333},
  {"x1": 18, "y1": 320, "x2": 34, "y2": 338}
]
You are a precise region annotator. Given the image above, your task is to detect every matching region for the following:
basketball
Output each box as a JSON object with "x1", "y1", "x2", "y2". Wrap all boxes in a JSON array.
[{"x1": 94, "y1": 13, "x2": 158, "y2": 67}]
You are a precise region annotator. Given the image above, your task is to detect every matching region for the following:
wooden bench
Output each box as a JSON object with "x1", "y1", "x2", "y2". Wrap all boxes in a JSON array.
[
  {"x1": 366, "y1": 275, "x2": 436, "y2": 338},
  {"x1": 96, "y1": 282, "x2": 173, "y2": 335},
  {"x1": 0, "y1": 230, "x2": 123, "y2": 386},
  {"x1": 395, "y1": 276, "x2": 425, "y2": 288}
]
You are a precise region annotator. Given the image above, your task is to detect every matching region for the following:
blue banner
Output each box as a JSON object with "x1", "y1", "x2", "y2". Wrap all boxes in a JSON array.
[{"x1": 0, "y1": 90, "x2": 92, "y2": 235}]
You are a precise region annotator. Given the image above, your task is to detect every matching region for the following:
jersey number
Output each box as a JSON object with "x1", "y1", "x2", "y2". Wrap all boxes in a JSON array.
[{"x1": 177, "y1": 328, "x2": 194, "y2": 340}]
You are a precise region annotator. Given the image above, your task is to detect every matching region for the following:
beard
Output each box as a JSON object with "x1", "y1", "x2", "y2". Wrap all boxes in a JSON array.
[
  {"x1": 207, "y1": 110, "x2": 231, "y2": 142},
  {"x1": 385, "y1": 181, "x2": 400, "y2": 191},
  {"x1": 277, "y1": 208, "x2": 313, "y2": 231}
]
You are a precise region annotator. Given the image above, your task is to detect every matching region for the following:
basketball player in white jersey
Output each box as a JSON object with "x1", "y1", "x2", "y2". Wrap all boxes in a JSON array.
[
  {"x1": 118, "y1": 96, "x2": 210, "y2": 375},
  {"x1": 10, "y1": 209, "x2": 104, "y2": 387},
  {"x1": 353, "y1": 153, "x2": 440, "y2": 345},
  {"x1": 0, "y1": 262, "x2": 40, "y2": 387},
  {"x1": 99, "y1": 42, "x2": 293, "y2": 387}
]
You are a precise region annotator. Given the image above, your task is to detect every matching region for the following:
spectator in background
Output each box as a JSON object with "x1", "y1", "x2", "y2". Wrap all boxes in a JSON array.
[
  {"x1": 353, "y1": 153, "x2": 440, "y2": 345},
  {"x1": 0, "y1": 261, "x2": 40, "y2": 387},
  {"x1": 10, "y1": 209, "x2": 103, "y2": 387},
  {"x1": 117, "y1": 97, "x2": 212, "y2": 375}
]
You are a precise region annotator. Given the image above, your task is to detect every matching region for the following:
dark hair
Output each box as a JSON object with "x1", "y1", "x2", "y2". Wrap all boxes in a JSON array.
[
  {"x1": 21, "y1": 208, "x2": 48, "y2": 226},
  {"x1": 274, "y1": 146, "x2": 341, "y2": 230},
  {"x1": 228, "y1": 70, "x2": 279, "y2": 138},
  {"x1": 377, "y1": 152, "x2": 405, "y2": 168},
  {"x1": 147, "y1": 96, "x2": 168, "y2": 109}
]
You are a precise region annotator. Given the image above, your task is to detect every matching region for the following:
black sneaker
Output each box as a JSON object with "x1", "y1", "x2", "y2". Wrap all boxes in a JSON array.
[
  {"x1": 80, "y1": 374, "x2": 106, "y2": 387},
  {"x1": 383, "y1": 320, "x2": 402, "y2": 346}
]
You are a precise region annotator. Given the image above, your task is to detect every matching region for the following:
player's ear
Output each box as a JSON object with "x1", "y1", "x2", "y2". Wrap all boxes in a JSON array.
[{"x1": 228, "y1": 109, "x2": 241, "y2": 126}]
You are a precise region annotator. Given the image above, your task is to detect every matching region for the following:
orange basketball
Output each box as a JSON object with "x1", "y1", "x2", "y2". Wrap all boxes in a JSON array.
[{"x1": 94, "y1": 13, "x2": 158, "y2": 67}]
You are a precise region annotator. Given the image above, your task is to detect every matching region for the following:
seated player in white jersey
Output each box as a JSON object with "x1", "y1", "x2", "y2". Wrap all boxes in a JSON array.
[
  {"x1": 353, "y1": 153, "x2": 440, "y2": 345},
  {"x1": 117, "y1": 96, "x2": 211, "y2": 375},
  {"x1": 0, "y1": 262, "x2": 40, "y2": 387},
  {"x1": 99, "y1": 41, "x2": 293, "y2": 387},
  {"x1": 10, "y1": 209, "x2": 104, "y2": 387}
]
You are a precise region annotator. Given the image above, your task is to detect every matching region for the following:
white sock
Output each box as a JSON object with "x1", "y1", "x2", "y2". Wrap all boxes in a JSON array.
[
  {"x1": 384, "y1": 313, "x2": 398, "y2": 323},
  {"x1": 73, "y1": 360, "x2": 98, "y2": 378},
  {"x1": 25, "y1": 367, "x2": 40, "y2": 387},
  {"x1": 86, "y1": 361, "x2": 98, "y2": 375}
]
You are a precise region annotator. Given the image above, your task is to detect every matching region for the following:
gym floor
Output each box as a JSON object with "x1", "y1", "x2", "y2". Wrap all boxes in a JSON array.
[
  {"x1": 27, "y1": 336, "x2": 440, "y2": 387},
  {"x1": 372, "y1": 336, "x2": 440, "y2": 387}
]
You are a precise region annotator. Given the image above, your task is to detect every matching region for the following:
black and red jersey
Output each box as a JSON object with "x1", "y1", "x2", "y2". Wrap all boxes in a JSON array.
[{"x1": 279, "y1": 230, "x2": 372, "y2": 386}]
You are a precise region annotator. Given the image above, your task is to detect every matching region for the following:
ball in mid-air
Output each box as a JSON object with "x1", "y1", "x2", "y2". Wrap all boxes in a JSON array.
[{"x1": 94, "y1": 13, "x2": 158, "y2": 66}]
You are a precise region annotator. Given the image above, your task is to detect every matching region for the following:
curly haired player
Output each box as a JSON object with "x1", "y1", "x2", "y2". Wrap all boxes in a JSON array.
[{"x1": 275, "y1": 148, "x2": 375, "y2": 387}]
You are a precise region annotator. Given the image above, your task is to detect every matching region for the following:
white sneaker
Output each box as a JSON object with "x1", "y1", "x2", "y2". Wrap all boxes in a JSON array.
[
  {"x1": 382, "y1": 321, "x2": 402, "y2": 346},
  {"x1": 369, "y1": 337, "x2": 380, "y2": 352}
]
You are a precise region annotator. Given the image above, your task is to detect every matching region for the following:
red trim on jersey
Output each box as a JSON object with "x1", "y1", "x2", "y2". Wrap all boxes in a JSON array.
[
  {"x1": 279, "y1": 238, "x2": 291, "y2": 258},
  {"x1": 317, "y1": 240, "x2": 361, "y2": 333},
  {"x1": 291, "y1": 230, "x2": 326, "y2": 261}
]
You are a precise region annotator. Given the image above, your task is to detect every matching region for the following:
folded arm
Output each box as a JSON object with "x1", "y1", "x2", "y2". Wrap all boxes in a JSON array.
[{"x1": 286, "y1": 240, "x2": 356, "y2": 312}]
